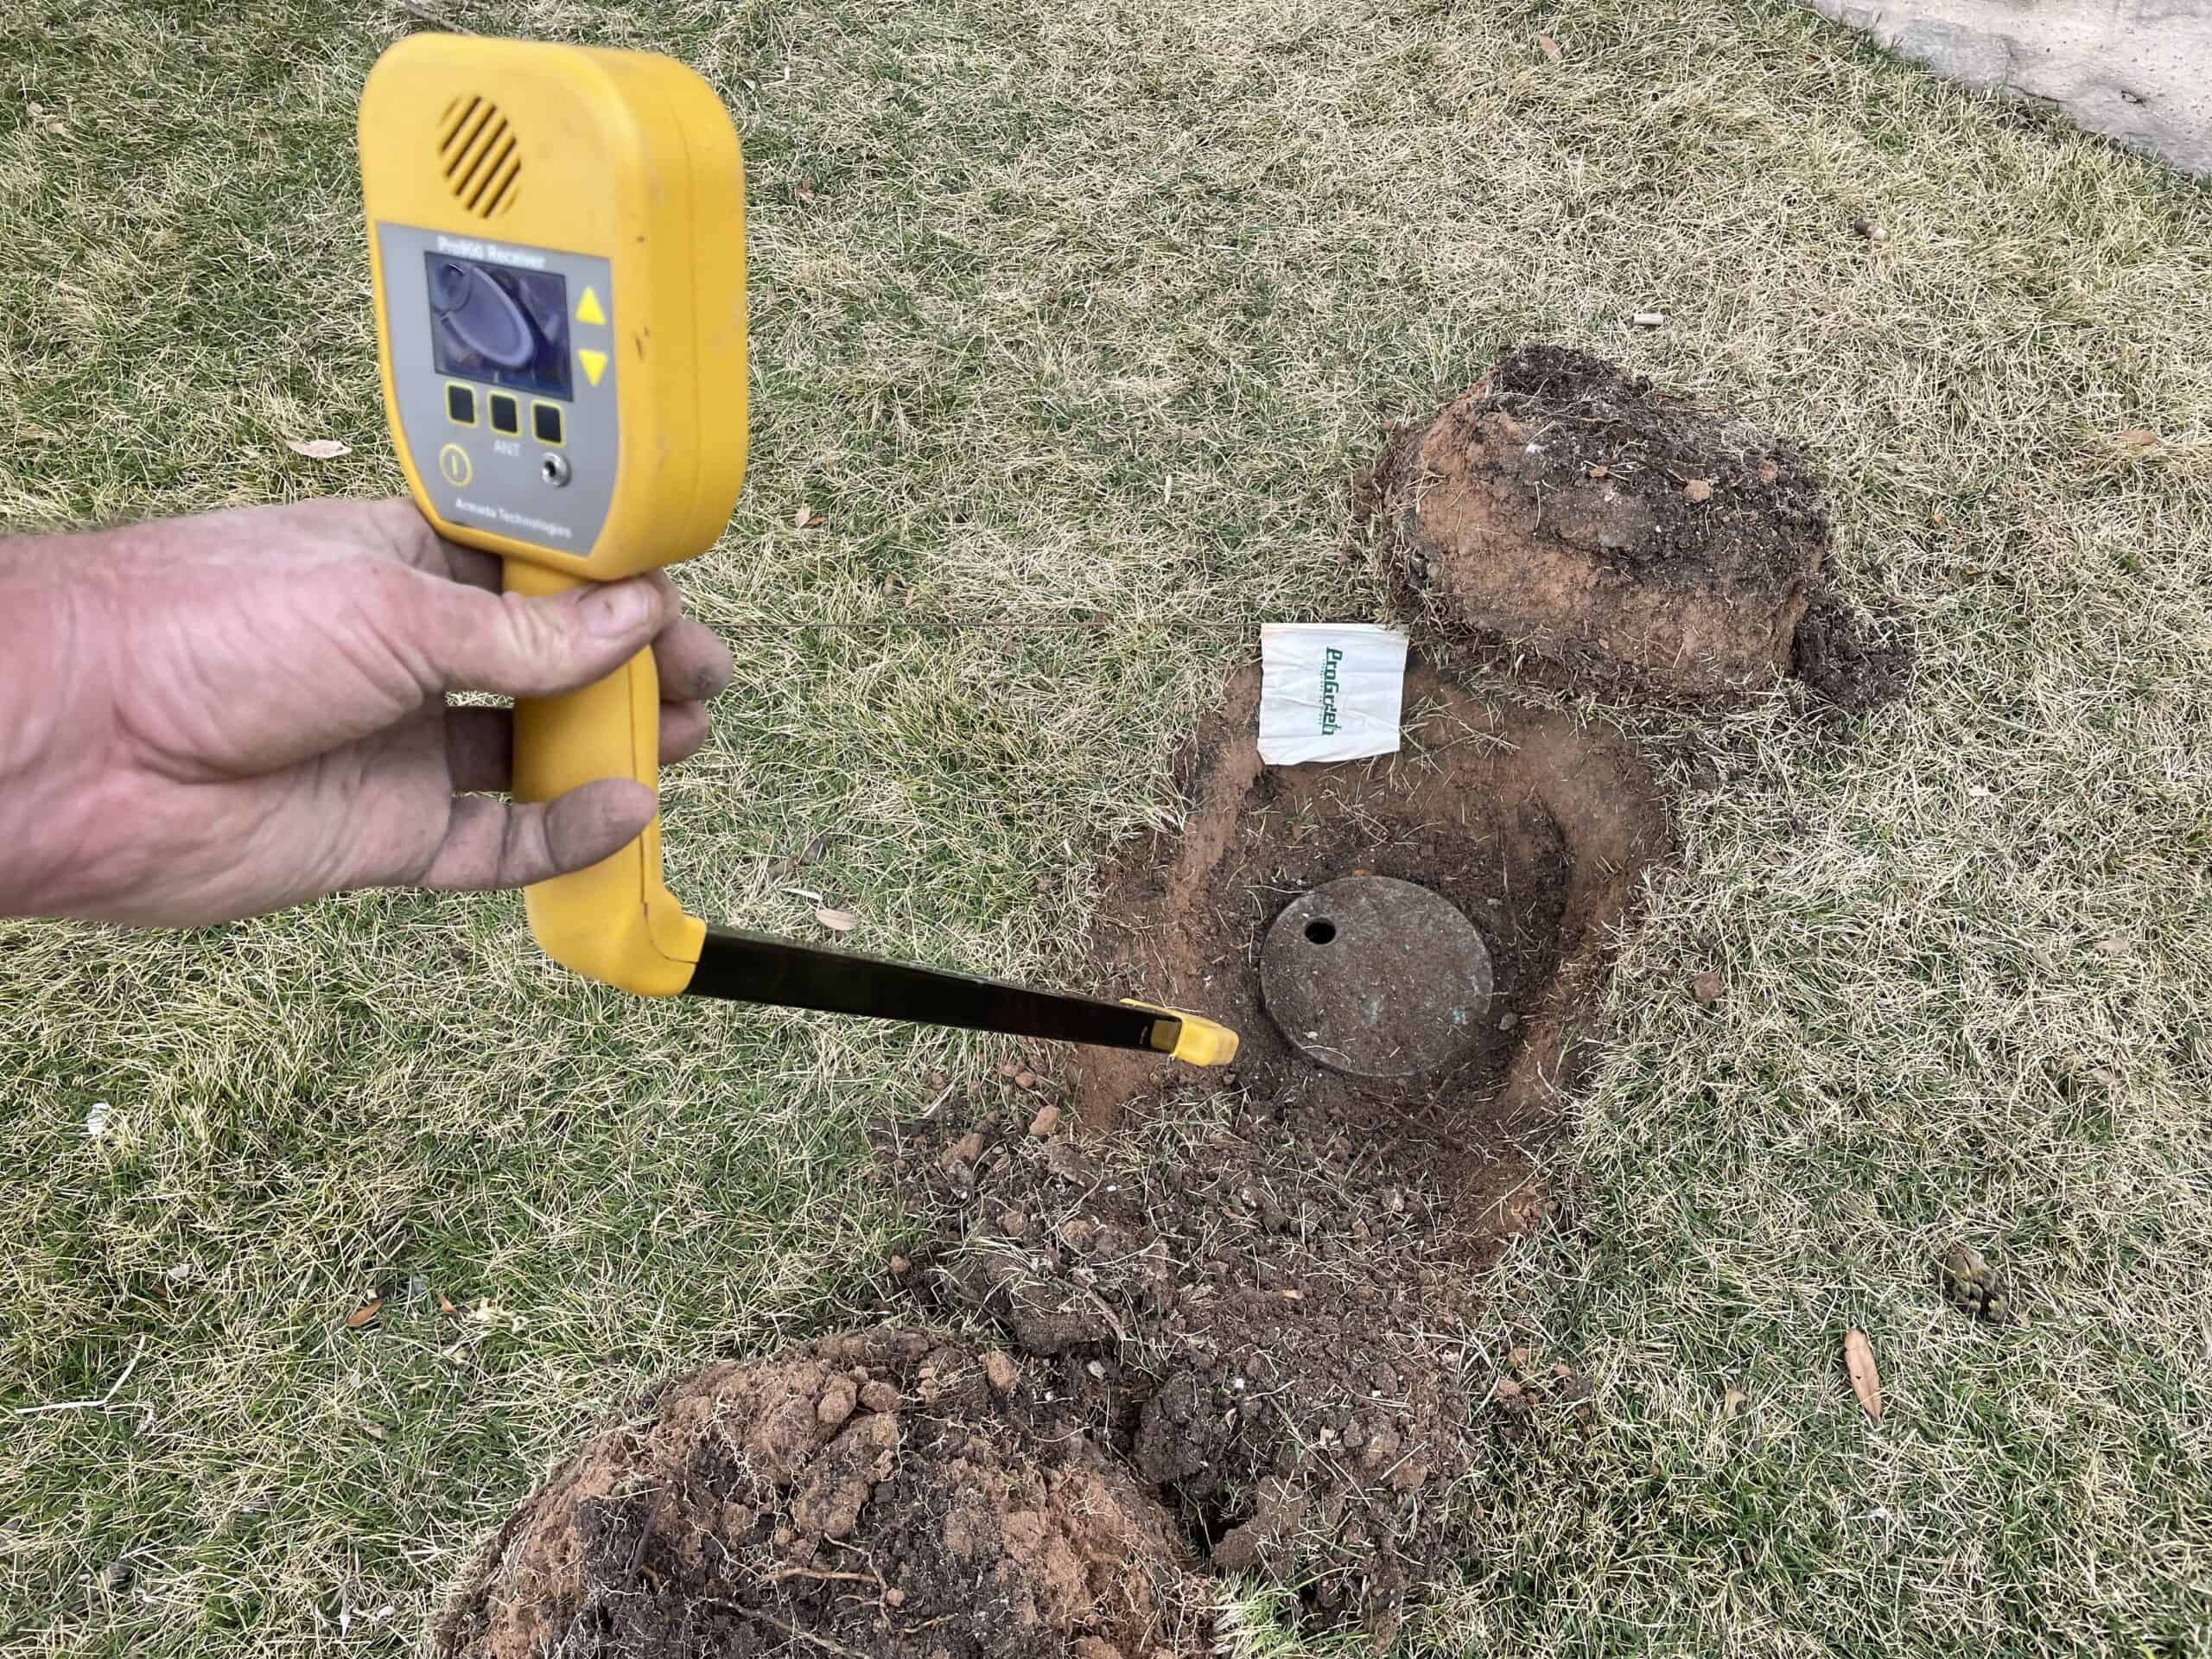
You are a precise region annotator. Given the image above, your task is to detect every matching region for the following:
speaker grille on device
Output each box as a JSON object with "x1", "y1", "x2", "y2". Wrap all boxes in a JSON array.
[{"x1": 437, "y1": 95, "x2": 520, "y2": 219}]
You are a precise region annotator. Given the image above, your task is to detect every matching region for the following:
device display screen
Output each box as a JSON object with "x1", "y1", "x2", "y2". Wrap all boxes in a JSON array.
[{"x1": 424, "y1": 252, "x2": 572, "y2": 400}]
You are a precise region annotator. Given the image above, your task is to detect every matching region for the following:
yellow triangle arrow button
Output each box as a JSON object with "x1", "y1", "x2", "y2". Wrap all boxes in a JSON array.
[
  {"x1": 574, "y1": 286, "x2": 607, "y2": 326},
  {"x1": 577, "y1": 347, "x2": 609, "y2": 387}
]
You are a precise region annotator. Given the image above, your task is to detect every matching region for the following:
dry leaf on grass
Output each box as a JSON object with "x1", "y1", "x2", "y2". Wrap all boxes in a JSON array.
[
  {"x1": 286, "y1": 438, "x2": 350, "y2": 461},
  {"x1": 345, "y1": 1297, "x2": 384, "y2": 1330},
  {"x1": 1843, "y1": 1329, "x2": 1882, "y2": 1423},
  {"x1": 2113, "y1": 427, "x2": 2160, "y2": 449},
  {"x1": 793, "y1": 504, "x2": 814, "y2": 528},
  {"x1": 1536, "y1": 33, "x2": 1563, "y2": 62},
  {"x1": 1722, "y1": 1382, "x2": 1747, "y2": 1420},
  {"x1": 814, "y1": 907, "x2": 858, "y2": 932}
]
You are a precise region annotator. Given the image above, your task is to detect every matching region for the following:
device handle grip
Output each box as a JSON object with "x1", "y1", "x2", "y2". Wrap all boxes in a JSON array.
[{"x1": 503, "y1": 560, "x2": 705, "y2": 995}]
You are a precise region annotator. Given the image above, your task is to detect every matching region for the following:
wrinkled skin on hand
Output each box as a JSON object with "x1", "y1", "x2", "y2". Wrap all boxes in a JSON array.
[{"x1": 0, "y1": 498, "x2": 734, "y2": 925}]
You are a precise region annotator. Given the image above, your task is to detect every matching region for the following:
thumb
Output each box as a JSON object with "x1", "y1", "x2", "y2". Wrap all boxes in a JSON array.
[
  {"x1": 413, "y1": 572, "x2": 671, "y2": 699},
  {"x1": 412, "y1": 779, "x2": 658, "y2": 892}
]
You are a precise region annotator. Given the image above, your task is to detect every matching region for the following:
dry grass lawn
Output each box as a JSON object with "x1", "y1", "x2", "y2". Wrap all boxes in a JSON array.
[{"x1": 2, "y1": 0, "x2": 2208, "y2": 1653}]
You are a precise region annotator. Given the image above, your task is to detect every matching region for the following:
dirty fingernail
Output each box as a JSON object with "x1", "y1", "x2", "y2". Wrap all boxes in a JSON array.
[{"x1": 581, "y1": 579, "x2": 658, "y2": 638}]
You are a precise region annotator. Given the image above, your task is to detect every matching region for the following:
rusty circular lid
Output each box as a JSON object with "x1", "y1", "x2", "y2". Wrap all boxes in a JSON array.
[{"x1": 1259, "y1": 875, "x2": 1494, "y2": 1077}]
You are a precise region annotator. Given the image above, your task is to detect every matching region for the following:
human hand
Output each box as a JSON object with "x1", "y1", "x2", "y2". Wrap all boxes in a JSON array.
[{"x1": 0, "y1": 497, "x2": 733, "y2": 925}]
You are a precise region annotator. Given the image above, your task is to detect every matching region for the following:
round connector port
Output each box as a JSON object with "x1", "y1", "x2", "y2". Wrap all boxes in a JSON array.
[{"x1": 540, "y1": 453, "x2": 572, "y2": 488}]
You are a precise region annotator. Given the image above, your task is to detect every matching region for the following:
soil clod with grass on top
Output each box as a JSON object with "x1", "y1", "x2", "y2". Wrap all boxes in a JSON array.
[
  {"x1": 1367, "y1": 343, "x2": 1912, "y2": 710},
  {"x1": 1940, "y1": 1243, "x2": 2029, "y2": 1329}
]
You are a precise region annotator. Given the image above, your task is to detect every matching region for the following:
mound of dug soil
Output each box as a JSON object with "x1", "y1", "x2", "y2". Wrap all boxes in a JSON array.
[
  {"x1": 1368, "y1": 343, "x2": 1910, "y2": 709},
  {"x1": 436, "y1": 1328, "x2": 1208, "y2": 1659}
]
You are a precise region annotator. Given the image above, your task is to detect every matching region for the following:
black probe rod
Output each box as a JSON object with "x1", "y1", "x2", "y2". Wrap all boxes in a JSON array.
[{"x1": 685, "y1": 928, "x2": 1179, "y2": 1053}]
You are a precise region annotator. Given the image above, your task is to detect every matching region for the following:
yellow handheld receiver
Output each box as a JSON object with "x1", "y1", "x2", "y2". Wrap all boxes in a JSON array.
[
  {"x1": 361, "y1": 33, "x2": 743, "y2": 998},
  {"x1": 359, "y1": 34, "x2": 1235, "y2": 1065}
]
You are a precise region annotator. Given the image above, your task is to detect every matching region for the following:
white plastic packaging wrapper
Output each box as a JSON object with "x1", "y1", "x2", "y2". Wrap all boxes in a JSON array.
[{"x1": 1257, "y1": 623, "x2": 1410, "y2": 766}]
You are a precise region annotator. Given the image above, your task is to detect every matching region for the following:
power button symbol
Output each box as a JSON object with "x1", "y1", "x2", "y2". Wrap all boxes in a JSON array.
[{"x1": 437, "y1": 443, "x2": 472, "y2": 486}]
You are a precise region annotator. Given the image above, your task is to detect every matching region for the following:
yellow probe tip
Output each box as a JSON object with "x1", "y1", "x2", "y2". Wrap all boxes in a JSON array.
[
  {"x1": 1166, "y1": 1011, "x2": 1240, "y2": 1067},
  {"x1": 1120, "y1": 1000, "x2": 1240, "y2": 1066}
]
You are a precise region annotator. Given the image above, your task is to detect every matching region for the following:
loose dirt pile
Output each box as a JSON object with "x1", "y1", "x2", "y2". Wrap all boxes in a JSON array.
[
  {"x1": 896, "y1": 1090, "x2": 1488, "y2": 1644},
  {"x1": 1367, "y1": 343, "x2": 1912, "y2": 709},
  {"x1": 438, "y1": 1328, "x2": 1208, "y2": 1659}
]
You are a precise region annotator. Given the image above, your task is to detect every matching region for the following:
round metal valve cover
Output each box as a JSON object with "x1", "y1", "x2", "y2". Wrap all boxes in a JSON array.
[{"x1": 1259, "y1": 875, "x2": 1495, "y2": 1077}]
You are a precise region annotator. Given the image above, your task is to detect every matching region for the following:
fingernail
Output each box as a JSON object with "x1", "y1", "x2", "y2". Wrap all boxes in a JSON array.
[{"x1": 581, "y1": 579, "x2": 658, "y2": 638}]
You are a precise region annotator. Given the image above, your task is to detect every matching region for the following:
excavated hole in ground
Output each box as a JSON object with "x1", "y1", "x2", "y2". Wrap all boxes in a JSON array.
[{"x1": 1073, "y1": 663, "x2": 1672, "y2": 1243}]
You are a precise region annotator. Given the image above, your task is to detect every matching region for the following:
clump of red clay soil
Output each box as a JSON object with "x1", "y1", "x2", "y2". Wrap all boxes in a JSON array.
[
  {"x1": 875, "y1": 663, "x2": 1666, "y2": 1643},
  {"x1": 435, "y1": 1326, "x2": 1208, "y2": 1659},
  {"x1": 1365, "y1": 342, "x2": 1912, "y2": 710}
]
